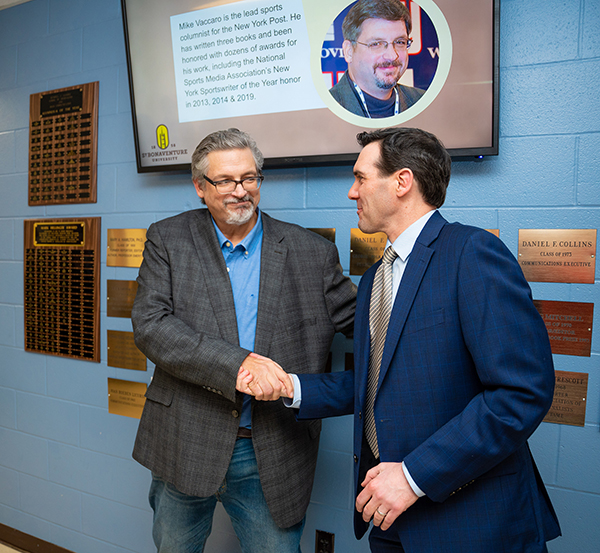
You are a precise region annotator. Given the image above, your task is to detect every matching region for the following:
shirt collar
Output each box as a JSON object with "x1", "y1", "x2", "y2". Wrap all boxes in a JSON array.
[
  {"x1": 212, "y1": 209, "x2": 263, "y2": 254},
  {"x1": 389, "y1": 210, "x2": 436, "y2": 262}
]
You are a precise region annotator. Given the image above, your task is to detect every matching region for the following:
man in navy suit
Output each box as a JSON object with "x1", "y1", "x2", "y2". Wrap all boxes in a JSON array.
[{"x1": 241, "y1": 127, "x2": 560, "y2": 552}]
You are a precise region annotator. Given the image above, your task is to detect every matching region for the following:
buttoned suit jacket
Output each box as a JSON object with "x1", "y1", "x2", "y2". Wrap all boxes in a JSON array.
[
  {"x1": 330, "y1": 71, "x2": 425, "y2": 118},
  {"x1": 131, "y1": 209, "x2": 356, "y2": 528},
  {"x1": 297, "y1": 212, "x2": 561, "y2": 551}
]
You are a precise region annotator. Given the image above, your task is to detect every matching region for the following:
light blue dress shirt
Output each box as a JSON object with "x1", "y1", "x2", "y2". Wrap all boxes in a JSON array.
[{"x1": 212, "y1": 210, "x2": 263, "y2": 429}]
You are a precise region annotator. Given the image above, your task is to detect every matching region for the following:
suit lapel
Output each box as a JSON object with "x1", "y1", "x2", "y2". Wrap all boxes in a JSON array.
[
  {"x1": 190, "y1": 209, "x2": 240, "y2": 345},
  {"x1": 377, "y1": 212, "x2": 446, "y2": 387},
  {"x1": 254, "y1": 214, "x2": 287, "y2": 356}
]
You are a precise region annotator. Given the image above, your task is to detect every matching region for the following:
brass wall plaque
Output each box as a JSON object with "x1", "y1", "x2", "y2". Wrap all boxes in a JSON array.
[
  {"x1": 108, "y1": 378, "x2": 147, "y2": 419},
  {"x1": 107, "y1": 330, "x2": 146, "y2": 371},
  {"x1": 518, "y1": 229, "x2": 597, "y2": 283},
  {"x1": 534, "y1": 300, "x2": 594, "y2": 357},
  {"x1": 485, "y1": 229, "x2": 499, "y2": 237},
  {"x1": 24, "y1": 217, "x2": 100, "y2": 362},
  {"x1": 107, "y1": 280, "x2": 139, "y2": 318},
  {"x1": 350, "y1": 229, "x2": 387, "y2": 275},
  {"x1": 308, "y1": 228, "x2": 336, "y2": 243},
  {"x1": 107, "y1": 229, "x2": 147, "y2": 268},
  {"x1": 543, "y1": 371, "x2": 588, "y2": 427},
  {"x1": 28, "y1": 82, "x2": 98, "y2": 205}
]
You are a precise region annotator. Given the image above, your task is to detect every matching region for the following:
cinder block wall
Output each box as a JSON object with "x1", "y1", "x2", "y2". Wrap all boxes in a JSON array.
[{"x1": 0, "y1": 1, "x2": 598, "y2": 552}]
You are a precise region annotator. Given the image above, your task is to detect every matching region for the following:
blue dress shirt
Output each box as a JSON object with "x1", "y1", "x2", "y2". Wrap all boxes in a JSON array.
[{"x1": 212, "y1": 211, "x2": 263, "y2": 429}]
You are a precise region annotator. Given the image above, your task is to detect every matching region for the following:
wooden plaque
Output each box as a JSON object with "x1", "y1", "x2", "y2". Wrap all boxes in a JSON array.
[
  {"x1": 28, "y1": 82, "x2": 98, "y2": 205},
  {"x1": 543, "y1": 371, "x2": 588, "y2": 427},
  {"x1": 108, "y1": 378, "x2": 147, "y2": 419},
  {"x1": 534, "y1": 300, "x2": 594, "y2": 357},
  {"x1": 24, "y1": 217, "x2": 101, "y2": 362},
  {"x1": 518, "y1": 229, "x2": 597, "y2": 283},
  {"x1": 107, "y1": 330, "x2": 147, "y2": 371},
  {"x1": 107, "y1": 280, "x2": 139, "y2": 318},
  {"x1": 350, "y1": 229, "x2": 387, "y2": 276}
]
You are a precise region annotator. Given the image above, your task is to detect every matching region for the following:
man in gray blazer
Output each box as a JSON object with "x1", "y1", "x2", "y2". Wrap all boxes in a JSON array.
[{"x1": 131, "y1": 128, "x2": 356, "y2": 552}]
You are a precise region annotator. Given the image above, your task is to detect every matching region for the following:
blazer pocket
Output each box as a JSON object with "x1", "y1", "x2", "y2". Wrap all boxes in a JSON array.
[
  {"x1": 286, "y1": 317, "x2": 317, "y2": 335},
  {"x1": 145, "y1": 380, "x2": 174, "y2": 407},
  {"x1": 402, "y1": 308, "x2": 444, "y2": 336}
]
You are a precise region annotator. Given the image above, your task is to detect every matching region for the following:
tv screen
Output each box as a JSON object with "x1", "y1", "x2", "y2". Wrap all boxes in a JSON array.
[{"x1": 121, "y1": 0, "x2": 499, "y2": 172}]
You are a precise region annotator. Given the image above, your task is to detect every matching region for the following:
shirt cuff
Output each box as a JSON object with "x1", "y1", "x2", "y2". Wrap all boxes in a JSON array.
[
  {"x1": 402, "y1": 462, "x2": 426, "y2": 498},
  {"x1": 282, "y1": 374, "x2": 302, "y2": 409}
]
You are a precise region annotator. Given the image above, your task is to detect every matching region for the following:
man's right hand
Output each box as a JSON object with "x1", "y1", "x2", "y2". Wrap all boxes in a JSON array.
[{"x1": 236, "y1": 352, "x2": 294, "y2": 400}]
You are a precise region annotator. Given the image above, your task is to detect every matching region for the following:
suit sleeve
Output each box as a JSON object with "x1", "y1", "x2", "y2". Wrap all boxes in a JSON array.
[
  {"x1": 403, "y1": 231, "x2": 555, "y2": 502},
  {"x1": 131, "y1": 222, "x2": 248, "y2": 403}
]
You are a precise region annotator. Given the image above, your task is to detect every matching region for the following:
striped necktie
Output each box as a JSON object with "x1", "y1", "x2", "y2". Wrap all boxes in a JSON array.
[{"x1": 364, "y1": 246, "x2": 398, "y2": 459}]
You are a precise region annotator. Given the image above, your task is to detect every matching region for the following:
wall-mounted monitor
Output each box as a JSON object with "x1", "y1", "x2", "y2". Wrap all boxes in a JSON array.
[{"x1": 121, "y1": 0, "x2": 499, "y2": 172}]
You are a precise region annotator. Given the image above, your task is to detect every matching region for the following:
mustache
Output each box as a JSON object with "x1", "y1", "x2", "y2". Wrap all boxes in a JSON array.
[
  {"x1": 374, "y1": 60, "x2": 401, "y2": 69},
  {"x1": 224, "y1": 195, "x2": 254, "y2": 205}
]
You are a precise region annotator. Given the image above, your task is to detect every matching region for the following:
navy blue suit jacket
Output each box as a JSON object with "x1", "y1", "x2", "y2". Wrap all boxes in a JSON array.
[{"x1": 298, "y1": 212, "x2": 560, "y2": 552}]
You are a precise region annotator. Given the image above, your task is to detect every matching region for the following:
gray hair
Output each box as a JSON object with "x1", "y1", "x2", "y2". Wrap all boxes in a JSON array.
[
  {"x1": 191, "y1": 128, "x2": 264, "y2": 184},
  {"x1": 342, "y1": 0, "x2": 412, "y2": 43}
]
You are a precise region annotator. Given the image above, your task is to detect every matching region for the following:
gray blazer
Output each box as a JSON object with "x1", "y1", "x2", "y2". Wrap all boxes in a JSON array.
[
  {"x1": 131, "y1": 209, "x2": 356, "y2": 528},
  {"x1": 330, "y1": 71, "x2": 425, "y2": 117}
]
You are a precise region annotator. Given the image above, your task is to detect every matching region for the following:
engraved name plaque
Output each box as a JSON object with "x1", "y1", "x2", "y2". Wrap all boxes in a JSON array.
[
  {"x1": 518, "y1": 229, "x2": 597, "y2": 283},
  {"x1": 107, "y1": 229, "x2": 147, "y2": 268},
  {"x1": 543, "y1": 371, "x2": 588, "y2": 427},
  {"x1": 108, "y1": 378, "x2": 147, "y2": 419},
  {"x1": 534, "y1": 300, "x2": 594, "y2": 357},
  {"x1": 107, "y1": 280, "x2": 139, "y2": 318},
  {"x1": 24, "y1": 217, "x2": 100, "y2": 362},
  {"x1": 308, "y1": 228, "x2": 336, "y2": 243},
  {"x1": 107, "y1": 330, "x2": 147, "y2": 371},
  {"x1": 350, "y1": 229, "x2": 387, "y2": 276}
]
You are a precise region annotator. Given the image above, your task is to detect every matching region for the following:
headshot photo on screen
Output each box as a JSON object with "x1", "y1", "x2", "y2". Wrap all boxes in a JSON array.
[{"x1": 321, "y1": 0, "x2": 440, "y2": 121}]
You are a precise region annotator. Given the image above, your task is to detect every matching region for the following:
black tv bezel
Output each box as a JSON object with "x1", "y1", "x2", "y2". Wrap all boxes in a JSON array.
[{"x1": 121, "y1": 0, "x2": 500, "y2": 173}]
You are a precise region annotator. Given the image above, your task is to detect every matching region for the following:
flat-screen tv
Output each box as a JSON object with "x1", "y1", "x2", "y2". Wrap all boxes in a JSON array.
[{"x1": 122, "y1": 0, "x2": 499, "y2": 172}]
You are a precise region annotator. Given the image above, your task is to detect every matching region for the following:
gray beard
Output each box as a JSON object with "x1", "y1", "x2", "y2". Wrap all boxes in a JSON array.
[{"x1": 224, "y1": 197, "x2": 256, "y2": 225}]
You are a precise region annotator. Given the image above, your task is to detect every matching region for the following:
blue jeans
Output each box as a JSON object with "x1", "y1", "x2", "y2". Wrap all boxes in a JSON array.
[{"x1": 149, "y1": 438, "x2": 304, "y2": 553}]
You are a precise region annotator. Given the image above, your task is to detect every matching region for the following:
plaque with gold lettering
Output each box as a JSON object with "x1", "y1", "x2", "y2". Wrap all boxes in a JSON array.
[
  {"x1": 28, "y1": 82, "x2": 98, "y2": 206},
  {"x1": 543, "y1": 371, "x2": 588, "y2": 427},
  {"x1": 107, "y1": 280, "x2": 139, "y2": 318},
  {"x1": 108, "y1": 378, "x2": 147, "y2": 419},
  {"x1": 107, "y1": 330, "x2": 147, "y2": 371},
  {"x1": 107, "y1": 229, "x2": 147, "y2": 267},
  {"x1": 518, "y1": 229, "x2": 597, "y2": 283},
  {"x1": 24, "y1": 217, "x2": 100, "y2": 362},
  {"x1": 350, "y1": 229, "x2": 387, "y2": 276},
  {"x1": 534, "y1": 300, "x2": 594, "y2": 357},
  {"x1": 308, "y1": 228, "x2": 336, "y2": 243}
]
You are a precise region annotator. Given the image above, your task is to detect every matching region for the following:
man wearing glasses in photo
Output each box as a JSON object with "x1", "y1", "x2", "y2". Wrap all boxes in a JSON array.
[
  {"x1": 131, "y1": 128, "x2": 356, "y2": 552},
  {"x1": 330, "y1": 0, "x2": 425, "y2": 118}
]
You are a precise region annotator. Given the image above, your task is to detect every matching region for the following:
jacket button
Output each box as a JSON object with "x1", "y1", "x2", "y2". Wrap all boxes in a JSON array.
[
  {"x1": 354, "y1": 455, "x2": 358, "y2": 463},
  {"x1": 358, "y1": 411, "x2": 362, "y2": 420},
  {"x1": 232, "y1": 410, "x2": 239, "y2": 418}
]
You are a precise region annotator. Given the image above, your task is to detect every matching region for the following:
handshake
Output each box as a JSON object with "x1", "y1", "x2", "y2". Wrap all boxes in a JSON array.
[{"x1": 236, "y1": 352, "x2": 294, "y2": 401}]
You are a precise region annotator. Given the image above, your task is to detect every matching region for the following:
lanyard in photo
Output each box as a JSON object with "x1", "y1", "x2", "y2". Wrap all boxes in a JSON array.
[{"x1": 352, "y1": 80, "x2": 399, "y2": 118}]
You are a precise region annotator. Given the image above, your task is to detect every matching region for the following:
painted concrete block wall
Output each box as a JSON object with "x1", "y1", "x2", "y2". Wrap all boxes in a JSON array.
[{"x1": 0, "y1": 1, "x2": 597, "y2": 552}]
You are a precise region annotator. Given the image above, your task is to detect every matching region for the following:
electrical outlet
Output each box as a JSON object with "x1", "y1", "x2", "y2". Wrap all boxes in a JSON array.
[{"x1": 315, "y1": 529, "x2": 334, "y2": 553}]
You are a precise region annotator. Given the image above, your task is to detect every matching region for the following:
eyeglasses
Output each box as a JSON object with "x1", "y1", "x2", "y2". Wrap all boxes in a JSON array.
[
  {"x1": 354, "y1": 38, "x2": 413, "y2": 53},
  {"x1": 203, "y1": 174, "x2": 264, "y2": 194}
]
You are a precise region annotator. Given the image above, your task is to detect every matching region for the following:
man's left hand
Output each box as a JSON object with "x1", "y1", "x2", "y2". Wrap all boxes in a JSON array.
[{"x1": 356, "y1": 462, "x2": 419, "y2": 531}]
